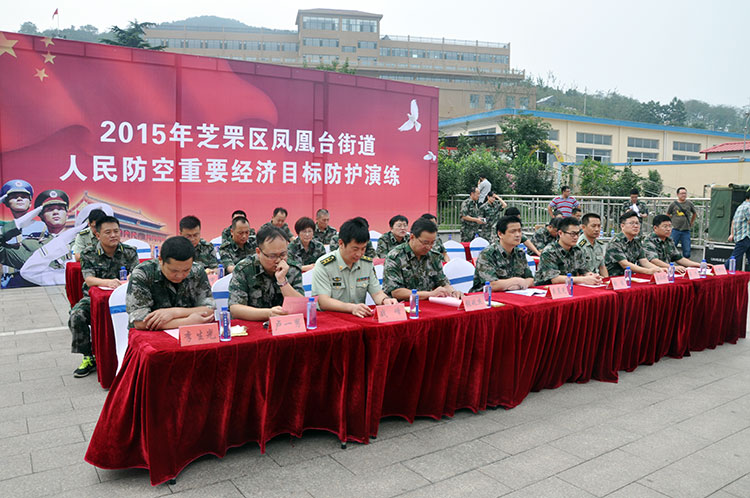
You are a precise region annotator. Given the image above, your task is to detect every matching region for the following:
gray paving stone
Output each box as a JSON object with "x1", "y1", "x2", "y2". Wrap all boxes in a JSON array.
[
  {"x1": 410, "y1": 410, "x2": 505, "y2": 448},
  {"x1": 331, "y1": 433, "x2": 433, "y2": 474},
  {"x1": 0, "y1": 452, "x2": 32, "y2": 481},
  {"x1": 695, "y1": 428, "x2": 750, "y2": 475},
  {"x1": 500, "y1": 476, "x2": 595, "y2": 497},
  {"x1": 402, "y1": 440, "x2": 508, "y2": 483},
  {"x1": 605, "y1": 482, "x2": 672, "y2": 497},
  {"x1": 372, "y1": 415, "x2": 444, "y2": 441},
  {"x1": 0, "y1": 418, "x2": 28, "y2": 438},
  {"x1": 620, "y1": 426, "x2": 712, "y2": 467},
  {"x1": 722, "y1": 473, "x2": 750, "y2": 497},
  {"x1": 170, "y1": 480, "x2": 245, "y2": 497},
  {"x1": 31, "y1": 440, "x2": 89, "y2": 472},
  {"x1": 549, "y1": 423, "x2": 640, "y2": 460},
  {"x1": 479, "y1": 444, "x2": 581, "y2": 490},
  {"x1": 638, "y1": 453, "x2": 745, "y2": 498},
  {"x1": 264, "y1": 431, "x2": 343, "y2": 467},
  {"x1": 550, "y1": 404, "x2": 628, "y2": 432},
  {"x1": 675, "y1": 404, "x2": 750, "y2": 441},
  {"x1": 27, "y1": 405, "x2": 102, "y2": 433},
  {"x1": 557, "y1": 449, "x2": 662, "y2": 496},
  {"x1": 480, "y1": 418, "x2": 571, "y2": 455},
  {"x1": 0, "y1": 397, "x2": 73, "y2": 423},
  {"x1": 306, "y1": 462, "x2": 429, "y2": 498},
  {"x1": 48, "y1": 473, "x2": 167, "y2": 498},
  {"x1": 399, "y1": 469, "x2": 511, "y2": 498},
  {"x1": 0, "y1": 425, "x2": 84, "y2": 457},
  {"x1": 0, "y1": 462, "x2": 99, "y2": 497},
  {"x1": 232, "y1": 455, "x2": 351, "y2": 496}
]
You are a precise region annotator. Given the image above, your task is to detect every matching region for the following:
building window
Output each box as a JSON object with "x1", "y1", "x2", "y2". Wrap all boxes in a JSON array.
[
  {"x1": 484, "y1": 95, "x2": 494, "y2": 111},
  {"x1": 303, "y1": 37, "x2": 339, "y2": 48},
  {"x1": 166, "y1": 39, "x2": 181, "y2": 48},
  {"x1": 469, "y1": 127, "x2": 496, "y2": 135},
  {"x1": 341, "y1": 18, "x2": 378, "y2": 32},
  {"x1": 576, "y1": 148, "x2": 612, "y2": 163},
  {"x1": 627, "y1": 151, "x2": 659, "y2": 162},
  {"x1": 357, "y1": 56, "x2": 377, "y2": 66},
  {"x1": 302, "y1": 16, "x2": 339, "y2": 31},
  {"x1": 410, "y1": 49, "x2": 426, "y2": 58},
  {"x1": 548, "y1": 129, "x2": 559, "y2": 141},
  {"x1": 358, "y1": 41, "x2": 377, "y2": 49},
  {"x1": 519, "y1": 97, "x2": 529, "y2": 109},
  {"x1": 672, "y1": 154, "x2": 700, "y2": 161},
  {"x1": 628, "y1": 137, "x2": 659, "y2": 149},
  {"x1": 381, "y1": 47, "x2": 408, "y2": 57},
  {"x1": 246, "y1": 41, "x2": 263, "y2": 51},
  {"x1": 673, "y1": 141, "x2": 701, "y2": 153},
  {"x1": 505, "y1": 96, "x2": 515, "y2": 108},
  {"x1": 469, "y1": 94, "x2": 480, "y2": 109},
  {"x1": 225, "y1": 40, "x2": 244, "y2": 50},
  {"x1": 342, "y1": 45, "x2": 356, "y2": 53},
  {"x1": 576, "y1": 132, "x2": 612, "y2": 146},
  {"x1": 264, "y1": 42, "x2": 281, "y2": 52}
]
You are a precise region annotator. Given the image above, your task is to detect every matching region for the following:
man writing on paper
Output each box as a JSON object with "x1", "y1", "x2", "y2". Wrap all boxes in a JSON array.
[
  {"x1": 383, "y1": 218, "x2": 462, "y2": 300},
  {"x1": 219, "y1": 216, "x2": 256, "y2": 273},
  {"x1": 470, "y1": 215, "x2": 534, "y2": 292},
  {"x1": 605, "y1": 211, "x2": 666, "y2": 277},
  {"x1": 127, "y1": 236, "x2": 215, "y2": 330},
  {"x1": 229, "y1": 225, "x2": 304, "y2": 321},
  {"x1": 535, "y1": 217, "x2": 603, "y2": 286},
  {"x1": 179, "y1": 215, "x2": 219, "y2": 273},
  {"x1": 577, "y1": 213, "x2": 608, "y2": 277},
  {"x1": 643, "y1": 215, "x2": 702, "y2": 273},
  {"x1": 312, "y1": 217, "x2": 396, "y2": 317},
  {"x1": 68, "y1": 216, "x2": 138, "y2": 378}
]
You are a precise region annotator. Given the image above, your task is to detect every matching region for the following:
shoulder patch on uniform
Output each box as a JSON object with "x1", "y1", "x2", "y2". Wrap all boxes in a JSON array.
[
  {"x1": 360, "y1": 255, "x2": 373, "y2": 262},
  {"x1": 321, "y1": 254, "x2": 336, "y2": 265}
]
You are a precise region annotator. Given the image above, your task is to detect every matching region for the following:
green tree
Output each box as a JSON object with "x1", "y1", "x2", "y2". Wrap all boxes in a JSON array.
[
  {"x1": 19, "y1": 22, "x2": 39, "y2": 34},
  {"x1": 642, "y1": 169, "x2": 664, "y2": 197},
  {"x1": 100, "y1": 20, "x2": 164, "y2": 49},
  {"x1": 510, "y1": 146, "x2": 555, "y2": 195},
  {"x1": 457, "y1": 146, "x2": 511, "y2": 195},
  {"x1": 314, "y1": 58, "x2": 355, "y2": 74},
  {"x1": 578, "y1": 158, "x2": 616, "y2": 195},
  {"x1": 611, "y1": 165, "x2": 642, "y2": 196},
  {"x1": 498, "y1": 115, "x2": 553, "y2": 159},
  {"x1": 437, "y1": 149, "x2": 463, "y2": 201},
  {"x1": 666, "y1": 97, "x2": 687, "y2": 126}
]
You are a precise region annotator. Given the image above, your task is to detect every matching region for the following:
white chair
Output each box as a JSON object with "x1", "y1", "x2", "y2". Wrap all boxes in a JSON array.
[
  {"x1": 302, "y1": 270, "x2": 313, "y2": 297},
  {"x1": 443, "y1": 259, "x2": 476, "y2": 294},
  {"x1": 365, "y1": 264, "x2": 385, "y2": 305},
  {"x1": 469, "y1": 237, "x2": 489, "y2": 261},
  {"x1": 526, "y1": 253, "x2": 537, "y2": 277},
  {"x1": 212, "y1": 274, "x2": 232, "y2": 316},
  {"x1": 124, "y1": 238, "x2": 151, "y2": 261},
  {"x1": 108, "y1": 283, "x2": 130, "y2": 375},
  {"x1": 211, "y1": 236, "x2": 222, "y2": 261},
  {"x1": 444, "y1": 240, "x2": 467, "y2": 261},
  {"x1": 369, "y1": 230, "x2": 381, "y2": 251}
]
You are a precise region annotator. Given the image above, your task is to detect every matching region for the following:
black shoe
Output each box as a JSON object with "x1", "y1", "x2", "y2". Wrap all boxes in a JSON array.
[{"x1": 73, "y1": 355, "x2": 96, "y2": 378}]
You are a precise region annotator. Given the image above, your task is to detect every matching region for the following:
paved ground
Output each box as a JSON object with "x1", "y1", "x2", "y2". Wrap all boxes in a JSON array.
[{"x1": 1, "y1": 285, "x2": 749, "y2": 498}]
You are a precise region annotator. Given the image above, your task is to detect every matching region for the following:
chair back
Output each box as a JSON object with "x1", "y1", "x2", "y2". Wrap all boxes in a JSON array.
[
  {"x1": 108, "y1": 284, "x2": 130, "y2": 375},
  {"x1": 212, "y1": 274, "x2": 232, "y2": 317},
  {"x1": 526, "y1": 253, "x2": 537, "y2": 277},
  {"x1": 469, "y1": 237, "x2": 489, "y2": 261},
  {"x1": 124, "y1": 238, "x2": 151, "y2": 261},
  {"x1": 210, "y1": 236, "x2": 222, "y2": 261},
  {"x1": 365, "y1": 264, "x2": 386, "y2": 305},
  {"x1": 443, "y1": 259, "x2": 476, "y2": 293},
  {"x1": 302, "y1": 269, "x2": 313, "y2": 297},
  {"x1": 444, "y1": 240, "x2": 467, "y2": 261},
  {"x1": 368, "y1": 230, "x2": 382, "y2": 251}
]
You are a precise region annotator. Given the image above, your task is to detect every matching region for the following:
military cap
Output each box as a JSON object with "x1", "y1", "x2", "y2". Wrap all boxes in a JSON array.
[
  {"x1": 34, "y1": 189, "x2": 69, "y2": 209},
  {"x1": 1, "y1": 179, "x2": 33, "y2": 202}
]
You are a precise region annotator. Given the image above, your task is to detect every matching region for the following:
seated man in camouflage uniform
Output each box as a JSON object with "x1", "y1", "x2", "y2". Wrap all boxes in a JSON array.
[
  {"x1": 329, "y1": 216, "x2": 376, "y2": 258},
  {"x1": 313, "y1": 208, "x2": 338, "y2": 245},
  {"x1": 221, "y1": 209, "x2": 254, "y2": 244},
  {"x1": 287, "y1": 216, "x2": 326, "y2": 272},
  {"x1": 471, "y1": 215, "x2": 534, "y2": 292},
  {"x1": 72, "y1": 209, "x2": 106, "y2": 262},
  {"x1": 535, "y1": 217, "x2": 603, "y2": 286},
  {"x1": 312, "y1": 217, "x2": 397, "y2": 318},
  {"x1": 504, "y1": 207, "x2": 541, "y2": 256},
  {"x1": 179, "y1": 215, "x2": 219, "y2": 273},
  {"x1": 229, "y1": 225, "x2": 304, "y2": 321},
  {"x1": 571, "y1": 207, "x2": 582, "y2": 221},
  {"x1": 530, "y1": 218, "x2": 560, "y2": 252},
  {"x1": 376, "y1": 214, "x2": 409, "y2": 258},
  {"x1": 419, "y1": 213, "x2": 449, "y2": 263},
  {"x1": 259, "y1": 207, "x2": 294, "y2": 240},
  {"x1": 577, "y1": 213, "x2": 608, "y2": 277},
  {"x1": 127, "y1": 236, "x2": 215, "y2": 330},
  {"x1": 219, "y1": 216, "x2": 256, "y2": 273},
  {"x1": 643, "y1": 214, "x2": 701, "y2": 274},
  {"x1": 459, "y1": 187, "x2": 484, "y2": 242},
  {"x1": 622, "y1": 188, "x2": 649, "y2": 221},
  {"x1": 69, "y1": 216, "x2": 138, "y2": 377},
  {"x1": 383, "y1": 218, "x2": 462, "y2": 300},
  {"x1": 604, "y1": 211, "x2": 665, "y2": 277},
  {"x1": 479, "y1": 192, "x2": 507, "y2": 242}
]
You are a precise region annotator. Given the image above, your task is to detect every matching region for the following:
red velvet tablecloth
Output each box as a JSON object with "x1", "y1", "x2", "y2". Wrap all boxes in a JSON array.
[
  {"x1": 687, "y1": 272, "x2": 750, "y2": 350},
  {"x1": 65, "y1": 262, "x2": 84, "y2": 307},
  {"x1": 89, "y1": 287, "x2": 116, "y2": 389},
  {"x1": 85, "y1": 315, "x2": 367, "y2": 485}
]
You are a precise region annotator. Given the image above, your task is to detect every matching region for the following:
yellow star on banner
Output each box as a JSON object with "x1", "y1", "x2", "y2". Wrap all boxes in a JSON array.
[
  {"x1": 43, "y1": 52, "x2": 56, "y2": 64},
  {"x1": 42, "y1": 37, "x2": 55, "y2": 47},
  {"x1": 0, "y1": 32, "x2": 18, "y2": 58},
  {"x1": 34, "y1": 68, "x2": 48, "y2": 82}
]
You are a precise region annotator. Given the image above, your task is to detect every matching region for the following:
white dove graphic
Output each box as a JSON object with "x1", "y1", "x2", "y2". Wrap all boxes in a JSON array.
[
  {"x1": 398, "y1": 99, "x2": 421, "y2": 132},
  {"x1": 423, "y1": 151, "x2": 437, "y2": 161}
]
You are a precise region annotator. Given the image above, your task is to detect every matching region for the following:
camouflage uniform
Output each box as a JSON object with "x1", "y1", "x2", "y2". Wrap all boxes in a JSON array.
[
  {"x1": 375, "y1": 231, "x2": 408, "y2": 258},
  {"x1": 329, "y1": 235, "x2": 376, "y2": 258},
  {"x1": 313, "y1": 225, "x2": 338, "y2": 245},
  {"x1": 221, "y1": 225, "x2": 256, "y2": 244},
  {"x1": 535, "y1": 241, "x2": 589, "y2": 285},
  {"x1": 432, "y1": 237, "x2": 447, "y2": 259},
  {"x1": 577, "y1": 236, "x2": 607, "y2": 273},
  {"x1": 287, "y1": 238, "x2": 326, "y2": 266},
  {"x1": 311, "y1": 250, "x2": 382, "y2": 305},
  {"x1": 68, "y1": 242, "x2": 138, "y2": 355},
  {"x1": 479, "y1": 201, "x2": 504, "y2": 241},
  {"x1": 228, "y1": 255, "x2": 304, "y2": 309},
  {"x1": 193, "y1": 239, "x2": 219, "y2": 270},
  {"x1": 126, "y1": 259, "x2": 215, "y2": 328},
  {"x1": 219, "y1": 238, "x2": 256, "y2": 268},
  {"x1": 642, "y1": 232, "x2": 681, "y2": 264},
  {"x1": 382, "y1": 242, "x2": 450, "y2": 296},
  {"x1": 530, "y1": 226, "x2": 557, "y2": 252},
  {"x1": 604, "y1": 232, "x2": 647, "y2": 277},
  {"x1": 621, "y1": 200, "x2": 649, "y2": 218},
  {"x1": 72, "y1": 227, "x2": 97, "y2": 255},
  {"x1": 470, "y1": 243, "x2": 532, "y2": 292},
  {"x1": 260, "y1": 221, "x2": 293, "y2": 240},
  {"x1": 459, "y1": 197, "x2": 481, "y2": 242}
]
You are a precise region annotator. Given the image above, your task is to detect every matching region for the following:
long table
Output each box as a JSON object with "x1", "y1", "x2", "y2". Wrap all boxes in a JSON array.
[
  {"x1": 85, "y1": 272, "x2": 750, "y2": 485},
  {"x1": 89, "y1": 287, "x2": 117, "y2": 389},
  {"x1": 65, "y1": 262, "x2": 84, "y2": 307}
]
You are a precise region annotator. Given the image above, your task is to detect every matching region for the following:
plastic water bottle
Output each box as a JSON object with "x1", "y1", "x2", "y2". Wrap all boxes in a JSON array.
[
  {"x1": 600, "y1": 229, "x2": 604, "y2": 238},
  {"x1": 520, "y1": 244, "x2": 527, "y2": 253},
  {"x1": 220, "y1": 307, "x2": 231, "y2": 342},
  {"x1": 409, "y1": 289, "x2": 419, "y2": 319},
  {"x1": 668, "y1": 263, "x2": 675, "y2": 283},
  {"x1": 448, "y1": 234, "x2": 452, "y2": 240},
  {"x1": 566, "y1": 273, "x2": 573, "y2": 297},
  {"x1": 217, "y1": 264, "x2": 224, "y2": 278},
  {"x1": 306, "y1": 297, "x2": 317, "y2": 329},
  {"x1": 153, "y1": 245, "x2": 159, "y2": 259},
  {"x1": 610, "y1": 229, "x2": 615, "y2": 237},
  {"x1": 700, "y1": 259, "x2": 708, "y2": 278},
  {"x1": 483, "y1": 281, "x2": 492, "y2": 307},
  {"x1": 624, "y1": 267, "x2": 632, "y2": 288},
  {"x1": 728, "y1": 256, "x2": 736, "y2": 274},
  {"x1": 119, "y1": 266, "x2": 127, "y2": 280}
]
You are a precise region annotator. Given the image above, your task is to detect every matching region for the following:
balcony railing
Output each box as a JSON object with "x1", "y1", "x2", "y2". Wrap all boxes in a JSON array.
[{"x1": 381, "y1": 35, "x2": 509, "y2": 49}]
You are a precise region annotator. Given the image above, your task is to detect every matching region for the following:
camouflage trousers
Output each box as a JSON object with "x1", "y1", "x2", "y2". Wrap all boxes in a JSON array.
[
  {"x1": 460, "y1": 223, "x2": 479, "y2": 243},
  {"x1": 479, "y1": 227, "x2": 498, "y2": 243},
  {"x1": 68, "y1": 296, "x2": 92, "y2": 355}
]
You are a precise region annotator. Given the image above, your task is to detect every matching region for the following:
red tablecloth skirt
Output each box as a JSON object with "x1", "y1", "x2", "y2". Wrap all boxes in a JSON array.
[
  {"x1": 65, "y1": 262, "x2": 84, "y2": 307},
  {"x1": 89, "y1": 287, "x2": 116, "y2": 389},
  {"x1": 688, "y1": 272, "x2": 750, "y2": 350}
]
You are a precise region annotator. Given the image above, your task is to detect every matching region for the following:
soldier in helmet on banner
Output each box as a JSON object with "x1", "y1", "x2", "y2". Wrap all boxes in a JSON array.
[{"x1": 0, "y1": 179, "x2": 45, "y2": 287}]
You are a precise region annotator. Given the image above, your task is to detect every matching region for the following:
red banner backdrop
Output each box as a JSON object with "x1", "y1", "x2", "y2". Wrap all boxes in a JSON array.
[{"x1": 0, "y1": 32, "x2": 438, "y2": 285}]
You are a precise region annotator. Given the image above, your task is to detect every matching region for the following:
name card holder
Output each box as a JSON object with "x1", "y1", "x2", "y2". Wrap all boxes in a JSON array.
[
  {"x1": 547, "y1": 284, "x2": 571, "y2": 299},
  {"x1": 179, "y1": 323, "x2": 220, "y2": 346},
  {"x1": 270, "y1": 313, "x2": 307, "y2": 335},
  {"x1": 283, "y1": 296, "x2": 318, "y2": 315},
  {"x1": 462, "y1": 294, "x2": 489, "y2": 310},
  {"x1": 713, "y1": 265, "x2": 727, "y2": 276},
  {"x1": 653, "y1": 272, "x2": 670, "y2": 285},
  {"x1": 686, "y1": 268, "x2": 701, "y2": 280},
  {"x1": 608, "y1": 277, "x2": 629, "y2": 290},
  {"x1": 375, "y1": 303, "x2": 407, "y2": 323}
]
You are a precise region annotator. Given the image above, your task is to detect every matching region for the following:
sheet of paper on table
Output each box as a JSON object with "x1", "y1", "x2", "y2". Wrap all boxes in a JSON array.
[
  {"x1": 428, "y1": 296, "x2": 462, "y2": 307},
  {"x1": 631, "y1": 277, "x2": 651, "y2": 283},
  {"x1": 163, "y1": 328, "x2": 179, "y2": 340},
  {"x1": 506, "y1": 288, "x2": 548, "y2": 296},
  {"x1": 577, "y1": 283, "x2": 607, "y2": 288}
]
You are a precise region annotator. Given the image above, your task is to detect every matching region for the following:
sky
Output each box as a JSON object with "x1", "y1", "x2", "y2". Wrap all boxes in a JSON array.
[{"x1": 2, "y1": 0, "x2": 748, "y2": 109}]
